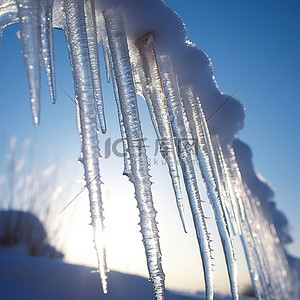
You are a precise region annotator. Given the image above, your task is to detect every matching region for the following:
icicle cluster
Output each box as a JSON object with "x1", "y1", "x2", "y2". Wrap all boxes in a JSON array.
[{"x1": 0, "y1": 0, "x2": 296, "y2": 299}]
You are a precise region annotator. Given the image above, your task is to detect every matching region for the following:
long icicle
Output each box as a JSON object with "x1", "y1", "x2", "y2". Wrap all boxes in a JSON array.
[
  {"x1": 16, "y1": 0, "x2": 41, "y2": 127},
  {"x1": 41, "y1": 0, "x2": 56, "y2": 104},
  {"x1": 136, "y1": 33, "x2": 187, "y2": 233},
  {"x1": 227, "y1": 147, "x2": 265, "y2": 299},
  {"x1": 97, "y1": 12, "x2": 131, "y2": 176},
  {"x1": 180, "y1": 85, "x2": 238, "y2": 299},
  {"x1": 104, "y1": 8, "x2": 165, "y2": 300},
  {"x1": 63, "y1": 0, "x2": 108, "y2": 293},
  {"x1": 213, "y1": 135, "x2": 241, "y2": 236},
  {"x1": 158, "y1": 55, "x2": 213, "y2": 300},
  {"x1": 84, "y1": 0, "x2": 106, "y2": 134},
  {"x1": 111, "y1": 62, "x2": 132, "y2": 177},
  {"x1": 243, "y1": 189, "x2": 272, "y2": 300}
]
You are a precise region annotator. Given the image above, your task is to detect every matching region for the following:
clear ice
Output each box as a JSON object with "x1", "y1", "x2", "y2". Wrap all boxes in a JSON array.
[
  {"x1": 104, "y1": 8, "x2": 165, "y2": 299},
  {"x1": 0, "y1": 0, "x2": 297, "y2": 299}
]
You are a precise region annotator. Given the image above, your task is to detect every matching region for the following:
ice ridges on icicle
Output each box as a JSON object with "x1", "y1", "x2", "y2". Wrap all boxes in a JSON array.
[
  {"x1": 180, "y1": 85, "x2": 239, "y2": 300},
  {"x1": 158, "y1": 54, "x2": 214, "y2": 300},
  {"x1": 1, "y1": 0, "x2": 298, "y2": 299},
  {"x1": 134, "y1": 33, "x2": 187, "y2": 233},
  {"x1": 103, "y1": 8, "x2": 165, "y2": 299},
  {"x1": 63, "y1": 0, "x2": 108, "y2": 293}
]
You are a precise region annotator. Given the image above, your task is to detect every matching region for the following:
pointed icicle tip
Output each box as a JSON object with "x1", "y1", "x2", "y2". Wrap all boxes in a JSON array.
[{"x1": 16, "y1": 0, "x2": 42, "y2": 127}]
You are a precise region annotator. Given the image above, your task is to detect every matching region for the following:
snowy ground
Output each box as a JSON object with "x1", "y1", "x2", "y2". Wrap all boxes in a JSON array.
[{"x1": 0, "y1": 253, "x2": 253, "y2": 300}]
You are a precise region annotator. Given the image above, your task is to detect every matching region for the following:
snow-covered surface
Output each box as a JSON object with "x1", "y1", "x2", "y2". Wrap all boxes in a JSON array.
[{"x1": 0, "y1": 253, "x2": 252, "y2": 300}]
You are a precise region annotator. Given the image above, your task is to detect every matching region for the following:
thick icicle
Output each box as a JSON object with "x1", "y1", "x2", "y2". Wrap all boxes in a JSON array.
[
  {"x1": 41, "y1": 0, "x2": 56, "y2": 104},
  {"x1": 104, "y1": 8, "x2": 165, "y2": 300},
  {"x1": 63, "y1": 0, "x2": 108, "y2": 293},
  {"x1": 84, "y1": 0, "x2": 106, "y2": 134},
  {"x1": 159, "y1": 55, "x2": 213, "y2": 300},
  {"x1": 180, "y1": 85, "x2": 239, "y2": 300},
  {"x1": 136, "y1": 33, "x2": 187, "y2": 233},
  {"x1": 16, "y1": 0, "x2": 41, "y2": 127}
]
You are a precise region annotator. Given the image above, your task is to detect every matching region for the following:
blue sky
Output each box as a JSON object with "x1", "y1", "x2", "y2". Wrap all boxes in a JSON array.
[{"x1": 0, "y1": 0, "x2": 299, "y2": 295}]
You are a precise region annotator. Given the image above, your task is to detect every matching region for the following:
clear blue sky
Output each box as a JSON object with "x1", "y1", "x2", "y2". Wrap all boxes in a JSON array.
[{"x1": 0, "y1": 0, "x2": 299, "y2": 295}]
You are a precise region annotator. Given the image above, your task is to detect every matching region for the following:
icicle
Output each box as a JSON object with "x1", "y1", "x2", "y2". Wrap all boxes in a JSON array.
[
  {"x1": 104, "y1": 8, "x2": 165, "y2": 300},
  {"x1": 41, "y1": 0, "x2": 56, "y2": 104},
  {"x1": 84, "y1": 0, "x2": 106, "y2": 134},
  {"x1": 226, "y1": 148, "x2": 263, "y2": 299},
  {"x1": 228, "y1": 150, "x2": 286, "y2": 300},
  {"x1": 63, "y1": 0, "x2": 108, "y2": 293},
  {"x1": 102, "y1": 42, "x2": 111, "y2": 83},
  {"x1": 97, "y1": 12, "x2": 131, "y2": 176},
  {"x1": 213, "y1": 135, "x2": 241, "y2": 236},
  {"x1": 94, "y1": 11, "x2": 110, "y2": 83},
  {"x1": 180, "y1": 85, "x2": 239, "y2": 300},
  {"x1": 158, "y1": 55, "x2": 213, "y2": 300},
  {"x1": 111, "y1": 66, "x2": 132, "y2": 177},
  {"x1": 16, "y1": 0, "x2": 42, "y2": 127},
  {"x1": 239, "y1": 221, "x2": 263, "y2": 299},
  {"x1": 136, "y1": 33, "x2": 187, "y2": 233}
]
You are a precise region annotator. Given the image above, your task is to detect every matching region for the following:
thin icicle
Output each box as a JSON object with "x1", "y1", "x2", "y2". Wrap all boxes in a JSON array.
[
  {"x1": 97, "y1": 13, "x2": 131, "y2": 176},
  {"x1": 228, "y1": 148, "x2": 270, "y2": 299},
  {"x1": 111, "y1": 66, "x2": 131, "y2": 177},
  {"x1": 243, "y1": 191, "x2": 272, "y2": 300},
  {"x1": 63, "y1": 0, "x2": 108, "y2": 293},
  {"x1": 84, "y1": 0, "x2": 106, "y2": 134},
  {"x1": 102, "y1": 42, "x2": 110, "y2": 83},
  {"x1": 158, "y1": 55, "x2": 213, "y2": 300},
  {"x1": 16, "y1": 0, "x2": 41, "y2": 127},
  {"x1": 180, "y1": 85, "x2": 238, "y2": 300},
  {"x1": 136, "y1": 33, "x2": 187, "y2": 233},
  {"x1": 41, "y1": 0, "x2": 56, "y2": 104},
  {"x1": 104, "y1": 8, "x2": 165, "y2": 300},
  {"x1": 213, "y1": 135, "x2": 241, "y2": 236},
  {"x1": 239, "y1": 221, "x2": 263, "y2": 299}
]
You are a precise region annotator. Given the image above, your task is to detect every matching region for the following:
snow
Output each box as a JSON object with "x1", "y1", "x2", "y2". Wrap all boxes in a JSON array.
[{"x1": 0, "y1": 252, "x2": 253, "y2": 300}]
